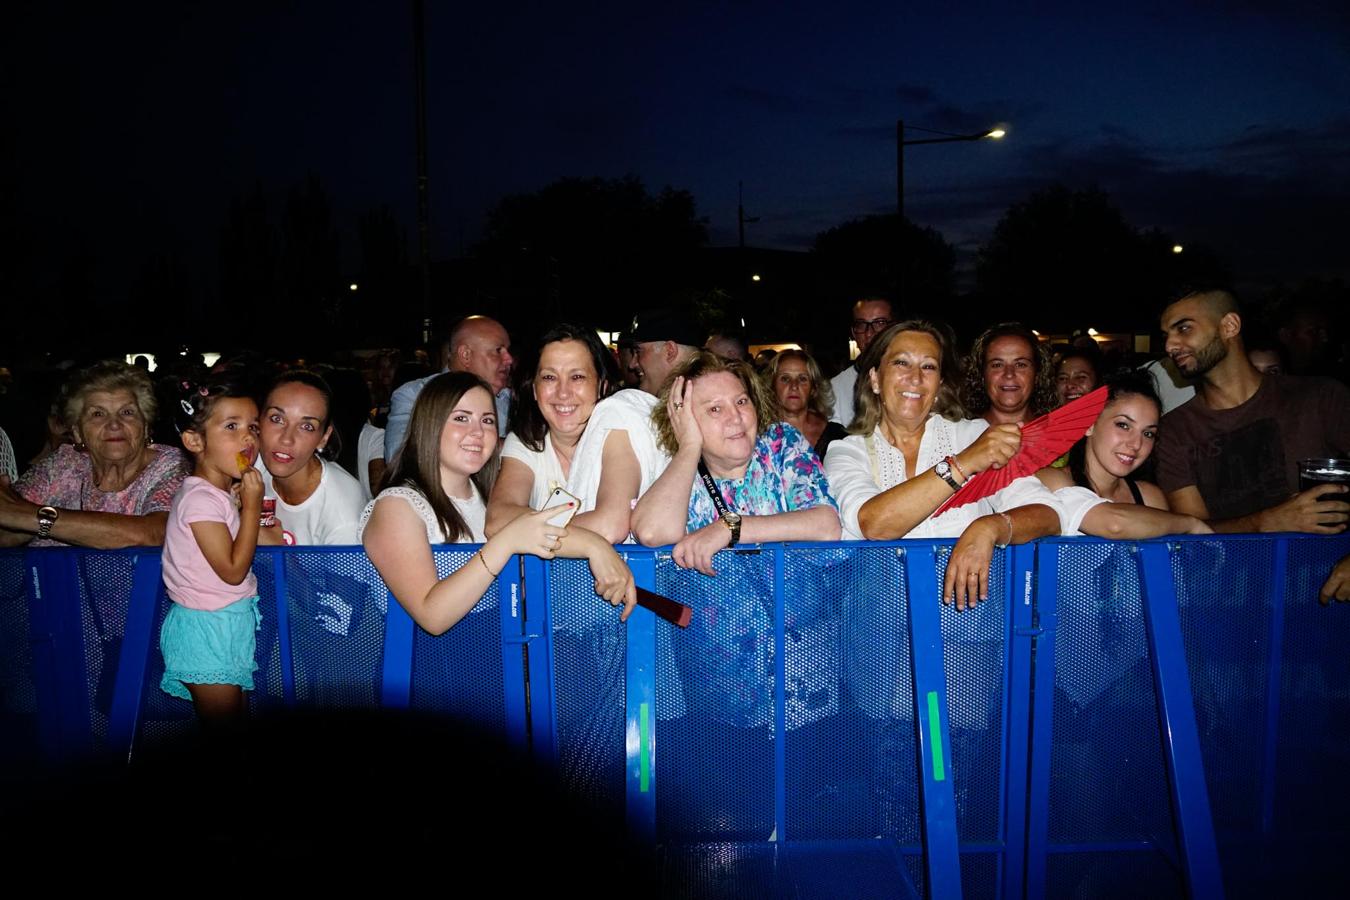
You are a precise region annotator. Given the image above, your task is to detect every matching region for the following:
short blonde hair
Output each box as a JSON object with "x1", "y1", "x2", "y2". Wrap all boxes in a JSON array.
[
  {"x1": 850, "y1": 320, "x2": 965, "y2": 434},
  {"x1": 762, "y1": 349, "x2": 835, "y2": 420},
  {"x1": 64, "y1": 360, "x2": 158, "y2": 433},
  {"x1": 651, "y1": 351, "x2": 778, "y2": 456}
]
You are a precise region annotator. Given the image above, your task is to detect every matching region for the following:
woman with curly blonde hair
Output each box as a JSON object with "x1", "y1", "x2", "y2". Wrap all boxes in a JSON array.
[{"x1": 960, "y1": 322, "x2": 1057, "y2": 426}]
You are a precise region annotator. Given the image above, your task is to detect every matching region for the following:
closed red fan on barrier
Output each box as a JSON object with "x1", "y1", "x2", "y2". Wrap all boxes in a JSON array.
[{"x1": 933, "y1": 385, "x2": 1109, "y2": 516}]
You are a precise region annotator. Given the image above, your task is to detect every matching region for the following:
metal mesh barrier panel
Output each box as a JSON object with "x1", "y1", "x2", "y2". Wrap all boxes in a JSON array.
[
  {"x1": 407, "y1": 547, "x2": 504, "y2": 731},
  {"x1": 656, "y1": 548, "x2": 778, "y2": 843},
  {"x1": 276, "y1": 549, "x2": 386, "y2": 709},
  {"x1": 74, "y1": 551, "x2": 140, "y2": 746},
  {"x1": 1048, "y1": 541, "x2": 1183, "y2": 897},
  {"x1": 1173, "y1": 539, "x2": 1273, "y2": 836},
  {"x1": 786, "y1": 544, "x2": 907, "y2": 842},
  {"x1": 0, "y1": 551, "x2": 36, "y2": 764},
  {"x1": 550, "y1": 554, "x2": 627, "y2": 818},
  {"x1": 936, "y1": 545, "x2": 1008, "y2": 899}
]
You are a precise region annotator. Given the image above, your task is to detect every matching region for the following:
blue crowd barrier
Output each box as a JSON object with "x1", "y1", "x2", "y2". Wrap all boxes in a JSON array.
[{"x1": 3, "y1": 533, "x2": 1346, "y2": 898}]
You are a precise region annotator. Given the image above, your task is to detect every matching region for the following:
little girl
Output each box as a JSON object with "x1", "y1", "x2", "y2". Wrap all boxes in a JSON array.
[{"x1": 160, "y1": 380, "x2": 265, "y2": 721}]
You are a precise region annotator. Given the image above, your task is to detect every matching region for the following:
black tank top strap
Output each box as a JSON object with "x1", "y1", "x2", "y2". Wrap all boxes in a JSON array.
[{"x1": 1125, "y1": 476, "x2": 1144, "y2": 506}]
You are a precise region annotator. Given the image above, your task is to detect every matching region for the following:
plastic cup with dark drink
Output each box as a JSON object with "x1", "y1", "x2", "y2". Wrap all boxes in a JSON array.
[{"x1": 1298, "y1": 458, "x2": 1350, "y2": 501}]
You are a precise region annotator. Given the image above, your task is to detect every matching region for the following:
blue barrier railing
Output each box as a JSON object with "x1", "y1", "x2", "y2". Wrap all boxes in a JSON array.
[{"x1": 3, "y1": 534, "x2": 1347, "y2": 898}]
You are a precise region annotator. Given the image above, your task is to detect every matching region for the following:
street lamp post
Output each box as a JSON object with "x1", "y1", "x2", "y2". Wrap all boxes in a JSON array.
[{"x1": 896, "y1": 120, "x2": 1005, "y2": 303}]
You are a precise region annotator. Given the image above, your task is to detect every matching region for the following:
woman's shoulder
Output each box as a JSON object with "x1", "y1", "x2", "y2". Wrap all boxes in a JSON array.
[
  {"x1": 361, "y1": 484, "x2": 434, "y2": 530},
  {"x1": 143, "y1": 443, "x2": 191, "y2": 477}
]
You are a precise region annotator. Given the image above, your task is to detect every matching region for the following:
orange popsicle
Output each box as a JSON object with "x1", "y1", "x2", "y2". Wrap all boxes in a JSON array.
[{"x1": 236, "y1": 451, "x2": 250, "y2": 473}]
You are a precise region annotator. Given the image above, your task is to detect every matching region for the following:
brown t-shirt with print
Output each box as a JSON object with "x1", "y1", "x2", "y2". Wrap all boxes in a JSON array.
[{"x1": 1156, "y1": 375, "x2": 1350, "y2": 521}]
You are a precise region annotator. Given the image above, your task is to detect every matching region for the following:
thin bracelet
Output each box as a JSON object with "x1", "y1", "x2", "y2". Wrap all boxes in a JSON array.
[
  {"x1": 948, "y1": 455, "x2": 967, "y2": 484},
  {"x1": 477, "y1": 550, "x2": 498, "y2": 577},
  {"x1": 994, "y1": 511, "x2": 1014, "y2": 548}
]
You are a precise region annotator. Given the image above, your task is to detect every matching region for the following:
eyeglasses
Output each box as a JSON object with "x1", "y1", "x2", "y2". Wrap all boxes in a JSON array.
[{"x1": 851, "y1": 317, "x2": 892, "y2": 335}]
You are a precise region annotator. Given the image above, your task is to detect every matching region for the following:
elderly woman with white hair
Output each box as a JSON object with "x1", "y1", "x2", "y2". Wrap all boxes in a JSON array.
[{"x1": 0, "y1": 360, "x2": 190, "y2": 547}]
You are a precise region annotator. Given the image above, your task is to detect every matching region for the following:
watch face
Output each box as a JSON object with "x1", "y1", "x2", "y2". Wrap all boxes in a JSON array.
[
  {"x1": 724, "y1": 512, "x2": 742, "y2": 526},
  {"x1": 935, "y1": 460, "x2": 951, "y2": 477}
]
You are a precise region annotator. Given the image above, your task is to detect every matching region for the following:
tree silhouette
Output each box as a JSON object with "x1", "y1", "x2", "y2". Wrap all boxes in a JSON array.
[
  {"x1": 811, "y1": 213, "x2": 956, "y2": 318},
  {"x1": 473, "y1": 175, "x2": 708, "y2": 328}
]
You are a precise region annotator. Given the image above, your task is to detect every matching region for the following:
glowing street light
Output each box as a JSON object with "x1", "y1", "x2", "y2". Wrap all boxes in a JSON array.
[
  {"x1": 349, "y1": 283, "x2": 359, "y2": 291},
  {"x1": 751, "y1": 274, "x2": 762, "y2": 282},
  {"x1": 1172, "y1": 245, "x2": 1184, "y2": 254}
]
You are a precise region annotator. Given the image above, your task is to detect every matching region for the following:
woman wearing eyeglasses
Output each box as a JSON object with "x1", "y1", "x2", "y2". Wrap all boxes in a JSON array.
[{"x1": 829, "y1": 298, "x2": 894, "y2": 429}]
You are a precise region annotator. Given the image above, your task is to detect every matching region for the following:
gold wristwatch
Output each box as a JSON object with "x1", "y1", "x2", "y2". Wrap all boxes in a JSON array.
[{"x1": 36, "y1": 506, "x2": 60, "y2": 539}]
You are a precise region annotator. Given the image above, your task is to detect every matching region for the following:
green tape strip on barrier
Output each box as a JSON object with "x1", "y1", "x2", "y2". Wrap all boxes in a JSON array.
[{"x1": 926, "y1": 691, "x2": 946, "y2": 781}]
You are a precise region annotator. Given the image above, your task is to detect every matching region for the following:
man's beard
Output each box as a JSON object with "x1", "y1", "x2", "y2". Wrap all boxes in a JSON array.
[{"x1": 1182, "y1": 335, "x2": 1228, "y2": 377}]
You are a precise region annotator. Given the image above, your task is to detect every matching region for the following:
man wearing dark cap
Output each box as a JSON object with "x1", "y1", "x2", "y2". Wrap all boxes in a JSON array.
[{"x1": 628, "y1": 308, "x2": 704, "y2": 395}]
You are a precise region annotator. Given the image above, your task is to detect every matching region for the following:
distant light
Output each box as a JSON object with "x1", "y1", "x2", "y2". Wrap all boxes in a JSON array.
[
  {"x1": 1031, "y1": 329, "x2": 1040, "y2": 337},
  {"x1": 1087, "y1": 328, "x2": 1100, "y2": 337},
  {"x1": 740, "y1": 318, "x2": 746, "y2": 328},
  {"x1": 349, "y1": 283, "x2": 359, "y2": 291},
  {"x1": 987, "y1": 128, "x2": 1006, "y2": 139},
  {"x1": 1171, "y1": 244, "x2": 1184, "y2": 254},
  {"x1": 751, "y1": 274, "x2": 762, "y2": 282}
]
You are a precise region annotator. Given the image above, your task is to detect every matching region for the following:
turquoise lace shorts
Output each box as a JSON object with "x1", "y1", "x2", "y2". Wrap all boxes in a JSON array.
[{"x1": 159, "y1": 595, "x2": 261, "y2": 701}]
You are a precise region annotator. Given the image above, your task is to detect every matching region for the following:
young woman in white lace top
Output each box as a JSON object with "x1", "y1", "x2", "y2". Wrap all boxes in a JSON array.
[{"x1": 360, "y1": 372, "x2": 636, "y2": 635}]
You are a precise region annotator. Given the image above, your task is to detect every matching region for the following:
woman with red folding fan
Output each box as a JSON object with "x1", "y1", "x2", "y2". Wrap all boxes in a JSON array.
[
  {"x1": 1035, "y1": 369, "x2": 1210, "y2": 538},
  {"x1": 823, "y1": 321, "x2": 1065, "y2": 609}
]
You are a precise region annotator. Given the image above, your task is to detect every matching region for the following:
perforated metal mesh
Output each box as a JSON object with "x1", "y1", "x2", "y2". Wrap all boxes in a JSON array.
[
  {"x1": 0, "y1": 551, "x2": 36, "y2": 762},
  {"x1": 786, "y1": 545, "x2": 915, "y2": 841},
  {"x1": 407, "y1": 547, "x2": 504, "y2": 731},
  {"x1": 74, "y1": 552, "x2": 139, "y2": 745},
  {"x1": 1274, "y1": 536, "x2": 1350, "y2": 842},
  {"x1": 275, "y1": 550, "x2": 386, "y2": 709},
  {"x1": 1173, "y1": 539, "x2": 1273, "y2": 835},
  {"x1": 1046, "y1": 850, "x2": 1184, "y2": 899},
  {"x1": 657, "y1": 548, "x2": 776, "y2": 842},
  {"x1": 134, "y1": 591, "x2": 202, "y2": 750},
  {"x1": 550, "y1": 554, "x2": 626, "y2": 817},
  {"x1": 1048, "y1": 542, "x2": 1177, "y2": 864},
  {"x1": 248, "y1": 552, "x2": 289, "y2": 716},
  {"x1": 936, "y1": 545, "x2": 1008, "y2": 845}
]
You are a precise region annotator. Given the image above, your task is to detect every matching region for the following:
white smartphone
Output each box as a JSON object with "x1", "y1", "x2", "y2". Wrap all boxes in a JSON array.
[{"x1": 544, "y1": 486, "x2": 580, "y2": 527}]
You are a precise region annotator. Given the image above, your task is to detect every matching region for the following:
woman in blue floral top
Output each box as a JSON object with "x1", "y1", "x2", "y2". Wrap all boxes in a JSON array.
[
  {"x1": 631, "y1": 351, "x2": 842, "y2": 729},
  {"x1": 632, "y1": 351, "x2": 840, "y2": 564}
]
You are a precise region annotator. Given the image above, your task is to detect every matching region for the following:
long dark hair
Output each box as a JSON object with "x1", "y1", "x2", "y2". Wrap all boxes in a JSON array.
[
  {"x1": 512, "y1": 323, "x2": 620, "y2": 452},
  {"x1": 382, "y1": 372, "x2": 500, "y2": 542},
  {"x1": 1067, "y1": 368, "x2": 1162, "y2": 492}
]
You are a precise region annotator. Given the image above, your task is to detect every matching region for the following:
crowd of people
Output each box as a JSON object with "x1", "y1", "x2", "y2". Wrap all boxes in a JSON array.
[{"x1": 1, "y1": 284, "x2": 1347, "y2": 723}]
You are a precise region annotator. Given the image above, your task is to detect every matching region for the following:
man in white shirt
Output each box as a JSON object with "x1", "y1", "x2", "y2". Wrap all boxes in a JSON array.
[{"x1": 830, "y1": 297, "x2": 893, "y2": 429}]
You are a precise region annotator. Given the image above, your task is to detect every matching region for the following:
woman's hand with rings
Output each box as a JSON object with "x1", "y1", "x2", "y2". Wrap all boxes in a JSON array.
[
  {"x1": 667, "y1": 376, "x2": 702, "y2": 454},
  {"x1": 672, "y1": 520, "x2": 733, "y2": 576},
  {"x1": 943, "y1": 514, "x2": 1001, "y2": 610}
]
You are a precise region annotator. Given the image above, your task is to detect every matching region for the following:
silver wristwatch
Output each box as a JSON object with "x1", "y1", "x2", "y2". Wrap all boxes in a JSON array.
[
  {"x1": 36, "y1": 506, "x2": 60, "y2": 539},
  {"x1": 933, "y1": 459, "x2": 961, "y2": 491}
]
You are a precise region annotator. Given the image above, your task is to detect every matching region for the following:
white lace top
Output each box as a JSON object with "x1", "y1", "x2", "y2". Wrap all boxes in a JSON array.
[{"x1": 358, "y1": 484, "x2": 487, "y2": 545}]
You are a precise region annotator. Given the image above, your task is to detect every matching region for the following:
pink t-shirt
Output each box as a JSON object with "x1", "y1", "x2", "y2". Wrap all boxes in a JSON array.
[{"x1": 161, "y1": 476, "x2": 259, "y2": 610}]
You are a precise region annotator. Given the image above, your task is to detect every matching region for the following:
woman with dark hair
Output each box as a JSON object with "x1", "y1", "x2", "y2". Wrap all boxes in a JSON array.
[
  {"x1": 961, "y1": 322, "x2": 1057, "y2": 426},
  {"x1": 361, "y1": 372, "x2": 634, "y2": 635},
  {"x1": 487, "y1": 323, "x2": 640, "y2": 545},
  {"x1": 257, "y1": 370, "x2": 368, "y2": 545},
  {"x1": 0, "y1": 360, "x2": 189, "y2": 548},
  {"x1": 763, "y1": 349, "x2": 847, "y2": 458},
  {"x1": 1036, "y1": 369, "x2": 1210, "y2": 538},
  {"x1": 824, "y1": 321, "x2": 1063, "y2": 608}
]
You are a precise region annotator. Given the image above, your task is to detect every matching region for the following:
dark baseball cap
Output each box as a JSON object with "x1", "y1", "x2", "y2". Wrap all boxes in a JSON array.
[{"x1": 629, "y1": 308, "x2": 704, "y2": 348}]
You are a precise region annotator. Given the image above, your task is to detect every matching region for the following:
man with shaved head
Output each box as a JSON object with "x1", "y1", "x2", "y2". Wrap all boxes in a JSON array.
[
  {"x1": 384, "y1": 315, "x2": 515, "y2": 462},
  {"x1": 1155, "y1": 286, "x2": 1350, "y2": 533}
]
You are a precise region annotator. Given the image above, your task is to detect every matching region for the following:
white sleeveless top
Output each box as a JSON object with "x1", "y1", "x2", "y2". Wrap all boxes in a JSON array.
[{"x1": 358, "y1": 484, "x2": 487, "y2": 545}]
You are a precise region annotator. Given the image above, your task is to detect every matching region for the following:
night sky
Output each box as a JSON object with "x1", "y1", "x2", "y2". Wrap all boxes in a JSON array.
[{"x1": 8, "y1": 2, "x2": 1350, "y2": 309}]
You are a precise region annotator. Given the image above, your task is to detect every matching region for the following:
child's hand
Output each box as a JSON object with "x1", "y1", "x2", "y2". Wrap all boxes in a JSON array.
[
  {"x1": 238, "y1": 467, "x2": 264, "y2": 511},
  {"x1": 496, "y1": 504, "x2": 571, "y2": 559},
  {"x1": 257, "y1": 521, "x2": 286, "y2": 545}
]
